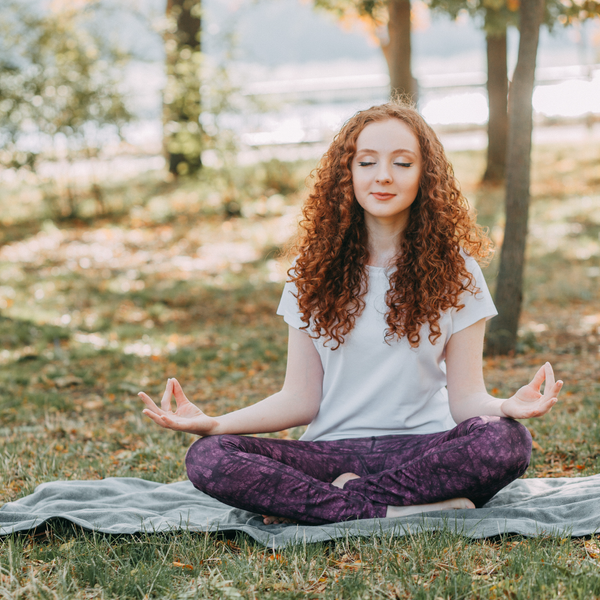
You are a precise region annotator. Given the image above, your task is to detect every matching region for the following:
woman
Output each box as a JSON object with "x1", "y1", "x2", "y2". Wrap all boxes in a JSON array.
[{"x1": 139, "y1": 102, "x2": 563, "y2": 525}]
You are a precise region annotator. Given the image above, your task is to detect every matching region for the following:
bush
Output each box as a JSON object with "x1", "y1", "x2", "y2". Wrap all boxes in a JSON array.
[{"x1": 0, "y1": 1, "x2": 133, "y2": 217}]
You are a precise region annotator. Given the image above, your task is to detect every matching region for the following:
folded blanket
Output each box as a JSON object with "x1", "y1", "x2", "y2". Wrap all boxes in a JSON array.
[{"x1": 2, "y1": 475, "x2": 600, "y2": 549}]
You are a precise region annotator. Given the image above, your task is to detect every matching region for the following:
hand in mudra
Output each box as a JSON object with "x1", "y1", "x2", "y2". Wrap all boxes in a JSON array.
[
  {"x1": 139, "y1": 378, "x2": 217, "y2": 436},
  {"x1": 501, "y1": 362, "x2": 563, "y2": 420}
]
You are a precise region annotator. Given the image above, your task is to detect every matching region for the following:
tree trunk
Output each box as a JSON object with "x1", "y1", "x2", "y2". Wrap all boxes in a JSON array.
[
  {"x1": 485, "y1": 0, "x2": 544, "y2": 356},
  {"x1": 482, "y1": 27, "x2": 508, "y2": 184},
  {"x1": 164, "y1": 0, "x2": 202, "y2": 176},
  {"x1": 381, "y1": 0, "x2": 417, "y2": 100}
]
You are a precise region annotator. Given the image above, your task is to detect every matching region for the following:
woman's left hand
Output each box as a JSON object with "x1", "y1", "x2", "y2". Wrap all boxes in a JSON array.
[{"x1": 500, "y1": 362, "x2": 563, "y2": 420}]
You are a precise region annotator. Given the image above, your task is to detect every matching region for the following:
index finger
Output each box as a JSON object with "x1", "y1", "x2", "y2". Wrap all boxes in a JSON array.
[
  {"x1": 528, "y1": 364, "x2": 546, "y2": 391},
  {"x1": 138, "y1": 391, "x2": 166, "y2": 416}
]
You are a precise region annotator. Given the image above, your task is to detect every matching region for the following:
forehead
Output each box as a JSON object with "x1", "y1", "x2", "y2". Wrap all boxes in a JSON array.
[{"x1": 355, "y1": 118, "x2": 420, "y2": 154}]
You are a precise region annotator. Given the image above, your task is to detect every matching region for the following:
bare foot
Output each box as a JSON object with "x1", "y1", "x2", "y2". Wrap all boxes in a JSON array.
[
  {"x1": 332, "y1": 472, "x2": 361, "y2": 489},
  {"x1": 262, "y1": 515, "x2": 297, "y2": 525},
  {"x1": 386, "y1": 497, "x2": 475, "y2": 518}
]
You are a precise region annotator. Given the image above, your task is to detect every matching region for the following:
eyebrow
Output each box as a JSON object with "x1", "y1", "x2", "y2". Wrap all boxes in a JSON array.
[{"x1": 355, "y1": 148, "x2": 417, "y2": 157}]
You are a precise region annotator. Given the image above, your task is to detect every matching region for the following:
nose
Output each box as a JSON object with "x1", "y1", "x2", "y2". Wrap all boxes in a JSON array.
[{"x1": 375, "y1": 163, "x2": 392, "y2": 184}]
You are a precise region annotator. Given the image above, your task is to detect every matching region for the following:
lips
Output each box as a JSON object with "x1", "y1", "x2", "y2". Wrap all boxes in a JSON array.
[{"x1": 371, "y1": 193, "x2": 396, "y2": 201}]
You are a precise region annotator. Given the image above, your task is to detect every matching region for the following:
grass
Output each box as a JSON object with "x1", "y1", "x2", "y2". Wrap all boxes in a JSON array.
[
  {"x1": 1, "y1": 140, "x2": 600, "y2": 598},
  {"x1": 2, "y1": 523, "x2": 600, "y2": 598}
]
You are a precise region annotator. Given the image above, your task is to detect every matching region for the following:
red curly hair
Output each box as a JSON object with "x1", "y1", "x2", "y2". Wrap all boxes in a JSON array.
[{"x1": 286, "y1": 101, "x2": 493, "y2": 349}]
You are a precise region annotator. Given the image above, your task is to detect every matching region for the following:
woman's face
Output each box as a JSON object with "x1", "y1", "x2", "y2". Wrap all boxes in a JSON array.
[{"x1": 351, "y1": 118, "x2": 422, "y2": 231}]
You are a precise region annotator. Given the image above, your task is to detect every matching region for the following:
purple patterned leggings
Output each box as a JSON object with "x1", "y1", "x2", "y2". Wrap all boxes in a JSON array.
[{"x1": 185, "y1": 416, "x2": 532, "y2": 524}]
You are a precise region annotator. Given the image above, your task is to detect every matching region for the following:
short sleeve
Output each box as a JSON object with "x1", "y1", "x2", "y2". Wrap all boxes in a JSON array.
[
  {"x1": 451, "y1": 256, "x2": 498, "y2": 334},
  {"x1": 276, "y1": 279, "x2": 307, "y2": 331}
]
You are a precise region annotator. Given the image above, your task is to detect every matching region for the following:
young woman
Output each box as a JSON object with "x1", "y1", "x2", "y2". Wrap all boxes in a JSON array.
[{"x1": 139, "y1": 102, "x2": 563, "y2": 526}]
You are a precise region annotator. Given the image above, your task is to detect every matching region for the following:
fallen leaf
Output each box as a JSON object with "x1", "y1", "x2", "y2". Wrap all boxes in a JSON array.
[
  {"x1": 271, "y1": 582, "x2": 291, "y2": 590},
  {"x1": 83, "y1": 398, "x2": 104, "y2": 410},
  {"x1": 585, "y1": 541, "x2": 600, "y2": 560},
  {"x1": 59, "y1": 539, "x2": 76, "y2": 552},
  {"x1": 267, "y1": 553, "x2": 286, "y2": 563},
  {"x1": 119, "y1": 382, "x2": 141, "y2": 393},
  {"x1": 54, "y1": 375, "x2": 83, "y2": 388}
]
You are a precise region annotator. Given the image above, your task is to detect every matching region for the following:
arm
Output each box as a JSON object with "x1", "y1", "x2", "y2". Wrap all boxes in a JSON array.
[
  {"x1": 445, "y1": 318, "x2": 563, "y2": 423},
  {"x1": 138, "y1": 325, "x2": 324, "y2": 436}
]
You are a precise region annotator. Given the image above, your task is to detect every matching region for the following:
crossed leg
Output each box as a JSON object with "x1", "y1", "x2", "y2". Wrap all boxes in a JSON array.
[
  {"x1": 185, "y1": 416, "x2": 531, "y2": 525},
  {"x1": 331, "y1": 472, "x2": 475, "y2": 517}
]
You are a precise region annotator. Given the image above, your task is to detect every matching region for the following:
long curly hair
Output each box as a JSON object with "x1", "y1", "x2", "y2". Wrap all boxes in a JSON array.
[{"x1": 286, "y1": 101, "x2": 493, "y2": 349}]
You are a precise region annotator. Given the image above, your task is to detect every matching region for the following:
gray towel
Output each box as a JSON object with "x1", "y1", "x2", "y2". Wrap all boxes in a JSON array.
[{"x1": 2, "y1": 475, "x2": 600, "y2": 549}]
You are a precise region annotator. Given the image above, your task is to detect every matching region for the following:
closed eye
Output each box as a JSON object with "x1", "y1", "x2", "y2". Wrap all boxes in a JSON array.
[
  {"x1": 394, "y1": 162, "x2": 413, "y2": 167},
  {"x1": 357, "y1": 161, "x2": 375, "y2": 167}
]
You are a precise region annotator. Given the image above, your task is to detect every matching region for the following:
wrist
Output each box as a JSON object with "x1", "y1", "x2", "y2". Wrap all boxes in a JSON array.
[
  {"x1": 499, "y1": 396, "x2": 515, "y2": 419},
  {"x1": 206, "y1": 416, "x2": 225, "y2": 436},
  {"x1": 482, "y1": 394, "x2": 510, "y2": 418}
]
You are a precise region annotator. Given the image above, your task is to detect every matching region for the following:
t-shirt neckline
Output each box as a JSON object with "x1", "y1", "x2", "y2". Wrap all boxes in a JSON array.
[{"x1": 366, "y1": 264, "x2": 393, "y2": 274}]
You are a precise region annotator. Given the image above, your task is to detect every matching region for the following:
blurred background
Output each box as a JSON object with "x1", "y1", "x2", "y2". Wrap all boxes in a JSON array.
[{"x1": 0, "y1": 0, "x2": 599, "y2": 488}]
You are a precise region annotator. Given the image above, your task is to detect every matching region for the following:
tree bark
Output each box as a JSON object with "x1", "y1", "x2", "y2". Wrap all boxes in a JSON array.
[
  {"x1": 381, "y1": 0, "x2": 417, "y2": 100},
  {"x1": 485, "y1": 0, "x2": 545, "y2": 356},
  {"x1": 164, "y1": 0, "x2": 202, "y2": 176},
  {"x1": 168, "y1": 0, "x2": 201, "y2": 47},
  {"x1": 482, "y1": 28, "x2": 508, "y2": 184}
]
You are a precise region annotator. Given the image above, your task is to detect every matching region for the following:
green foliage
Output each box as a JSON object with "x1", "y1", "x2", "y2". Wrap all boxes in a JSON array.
[
  {"x1": 313, "y1": 0, "x2": 387, "y2": 20},
  {"x1": 427, "y1": 0, "x2": 599, "y2": 34},
  {"x1": 162, "y1": 1, "x2": 255, "y2": 184},
  {"x1": 0, "y1": 1, "x2": 132, "y2": 172},
  {"x1": 199, "y1": 157, "x2": 309, "y2": 218},
  {"x1": 428, "y1": 0, "x2": 517, "y2": 34},
  {"x1": 312, "y1": 0, "x2": 600, "y2": 30},
  {"x1": 198, "y1": 55, "x2": 246, "y2": 202},
  {"x1": 197, "y1": 30, "x2": 291, "y2": 214},
  {"x1": 261, "y1": 159, "x2": 303, "y2": 196},
  {"x1": 163, "y1": 0, "x2": 203, "y2": 176},
  {"x1": 0, "y1": 316, "x2": 69, "y2": 350},
  {"x1": 556, "y1": 0, "x2": 600, "y2": 24},
  {"x1": 163, "y1": 46, "x2": 203, "y2": 176},
  {"x1": 312, "y1": 0, "x2": 392, "y2": 37}
]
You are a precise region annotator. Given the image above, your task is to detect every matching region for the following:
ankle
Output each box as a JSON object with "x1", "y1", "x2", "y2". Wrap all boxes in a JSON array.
[{"x1": 332, "y1": 472, "x2": 361, "y2": 489}]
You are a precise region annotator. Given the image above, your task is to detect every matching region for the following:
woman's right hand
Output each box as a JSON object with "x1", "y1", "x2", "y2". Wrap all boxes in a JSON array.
[{"x1": 139, "y1": 378, "x2": 218, "y2": 436}]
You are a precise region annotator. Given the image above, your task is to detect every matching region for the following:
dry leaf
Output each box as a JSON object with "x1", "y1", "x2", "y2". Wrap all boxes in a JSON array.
[
  {"x1": 54, "y1": 375, "x2": 83, "y2": 388},
  {"x1": 531, "y1": 440, "x2": 544, "y2": 452}
]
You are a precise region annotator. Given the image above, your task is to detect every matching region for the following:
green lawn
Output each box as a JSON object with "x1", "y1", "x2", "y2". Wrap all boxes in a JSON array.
[{"x1": 1, "y1": 143, "x2": 600, "y2": 598}]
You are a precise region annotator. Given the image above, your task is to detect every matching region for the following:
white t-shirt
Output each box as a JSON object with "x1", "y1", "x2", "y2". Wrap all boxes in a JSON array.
[{"x1": 276, "y1": 255, "x2": 497, "y2": 442}]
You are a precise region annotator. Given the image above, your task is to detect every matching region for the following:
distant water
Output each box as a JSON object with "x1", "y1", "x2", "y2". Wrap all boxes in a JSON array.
[
  {"x1": 122, "y1": 55, "x2": 600, "y2": 163},
  {"x1": 14, "y1": 0, "x2": 600, "y2": 162}
]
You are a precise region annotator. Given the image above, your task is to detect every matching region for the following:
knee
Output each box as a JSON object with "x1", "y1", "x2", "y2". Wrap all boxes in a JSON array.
[
  {"x1": 185, "y1": 435, "x2": 225, "y2": 490},
  {"x1": 481, "y1": 416, "x2": 532, "y2": 477}
]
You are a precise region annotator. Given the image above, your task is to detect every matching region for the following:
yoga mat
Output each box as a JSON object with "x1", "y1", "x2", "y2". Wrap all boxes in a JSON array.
[{"x1": 2, "y1": 475, "x2": 600, "y2": 549}]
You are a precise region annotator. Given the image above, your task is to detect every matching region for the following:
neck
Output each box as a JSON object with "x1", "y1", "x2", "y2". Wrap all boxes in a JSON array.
[{"x1": 365, "y1": 216, "x2": 406, "y2": 267}]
